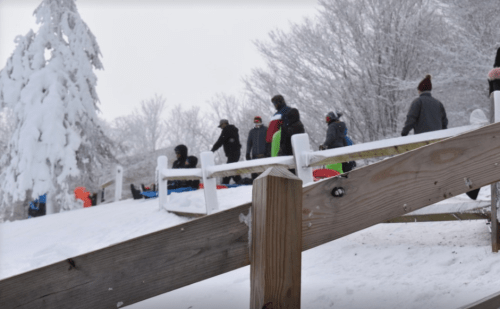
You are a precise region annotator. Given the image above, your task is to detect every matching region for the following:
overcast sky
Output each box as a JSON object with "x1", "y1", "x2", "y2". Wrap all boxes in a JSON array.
[{"x1": 0, "y1": 0, "x2": 318, "y2": 122}]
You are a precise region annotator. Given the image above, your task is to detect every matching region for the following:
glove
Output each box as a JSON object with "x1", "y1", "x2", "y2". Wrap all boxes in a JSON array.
[
  {"x1": 401, "y1": 131, "x2": 408, "y2": 137},
  {"x1": 246, "y1": 153, "x2": 251, "y2": 160}
]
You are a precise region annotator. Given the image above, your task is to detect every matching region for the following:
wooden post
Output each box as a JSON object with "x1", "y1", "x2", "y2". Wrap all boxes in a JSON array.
[
  {"x1": 201, "y1": 151, "x2": 219, "y2": 214},
  {"x1": 114, "y1": 165, "x2": 123, "y2": 202},
  {"x1": 491, "y1": 91, "x2": 500, "y2": 252},
  {"x1": 291, "y1": 133, "x2": 314, "y2": 184},
  {"x1": 251, "y1": 166, "x2": 303, "y2": 309},
  {"x1": 157, "y1": 156, "x2": 168, "y2": 211}
]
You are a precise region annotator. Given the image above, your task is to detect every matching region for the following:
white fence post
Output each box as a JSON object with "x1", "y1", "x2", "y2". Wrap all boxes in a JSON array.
[
  {"x1": 157, "y1": 156, "x2": 168, "y2": 211},
  {"x1": 292, "y1": 133, "x2": 314, "y2": 185},
  {"x1": 201, "y1": 151, "x2": 219, "y2": 215},
  {"x1": 114, "y1": 165, "x2": 123, "y2": 202}
]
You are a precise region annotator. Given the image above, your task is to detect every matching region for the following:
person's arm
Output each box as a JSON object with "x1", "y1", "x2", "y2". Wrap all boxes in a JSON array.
[
  {"x1": 211, "y1": 127, "x2": 228, "y2": 152},
  {"x1": 441, "y1": 103, "x2": 448, "y2": 130},
  {"x1": 401, "y1": 99, "x2": 421, "y2": 136}
]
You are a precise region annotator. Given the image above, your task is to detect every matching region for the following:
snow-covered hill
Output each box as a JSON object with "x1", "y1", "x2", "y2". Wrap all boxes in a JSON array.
[{"x1": 1, "y1": 185, "x2": 499, "y2": 309}]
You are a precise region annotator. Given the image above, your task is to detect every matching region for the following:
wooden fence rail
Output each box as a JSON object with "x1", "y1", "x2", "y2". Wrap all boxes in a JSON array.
[{"x1": 2, "y1": 121, "x2": 500, "y2": 308}]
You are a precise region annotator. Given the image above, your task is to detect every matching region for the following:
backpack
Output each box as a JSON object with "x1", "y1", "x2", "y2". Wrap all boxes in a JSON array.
[{"x1": 342, "y1": 128, "x2": 356, "y2": 172}]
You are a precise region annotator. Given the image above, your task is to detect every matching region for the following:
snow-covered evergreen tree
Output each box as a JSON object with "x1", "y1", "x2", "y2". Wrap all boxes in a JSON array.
[{"x1": 0, "y1": 0, "x2": 114, "y2": 220}]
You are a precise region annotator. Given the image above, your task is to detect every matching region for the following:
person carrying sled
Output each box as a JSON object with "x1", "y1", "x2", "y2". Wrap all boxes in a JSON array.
[
  {"x1": 319, "y1": 111, "x2": 355, "y2": 173},
  {"x1": 246, "y1": 116, "x2": 268, "y2": 180},
  {"x1": 167, "y1": 144, "x2": 200, "y2": 190},
  {"x1": 266, "y1": 94, "x2": 291, "y2": 157},
  {"x1": 401, "y1": 75, "x2": 448, "y2": 136},
  {"x1": 211, "y1": 119, "x2": 242, "y2": 185}
]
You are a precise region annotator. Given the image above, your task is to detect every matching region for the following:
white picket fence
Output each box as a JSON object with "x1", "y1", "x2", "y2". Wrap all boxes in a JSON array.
[{"x1": 157, "y1": 109, "x2": 489, "y2": 215}]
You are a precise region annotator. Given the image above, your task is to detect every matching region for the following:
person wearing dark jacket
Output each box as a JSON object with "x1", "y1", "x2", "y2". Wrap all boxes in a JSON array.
[
  {"x1": 488, "y1": 47, "x2": 500, "y2": 96},
  {"x1": 246, "y1": 116, "x2": 268, "y2": 180},
  {"x1": 168, "y1": 144, "x2": 200, "y2": 190},
  {"x1": 278, "y1": 108, "x2": 305, "y2": 157},
  {"x1": 320, "y1": 111, "x2": 347, "y2": 150},
  {"x1": 266, "y1": 95, "x2": 291, "y2": 157},
  {"x1": 401, "y1": 75, "x2": 448, "y2": 136},
  {"x1": 211, "y1": 119, "x2": 242, "y2": 184},
  {"x1": 319, "y1": 111, "x2": 356, "y2": 173}
]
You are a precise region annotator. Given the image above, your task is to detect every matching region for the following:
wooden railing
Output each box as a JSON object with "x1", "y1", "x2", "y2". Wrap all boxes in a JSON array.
[
  {"x1": 157, "y1": 122, "x2": 485, "y2": 215},
  {"x1": 2, "y1": 121, "x2": 500, "y2": 308}
]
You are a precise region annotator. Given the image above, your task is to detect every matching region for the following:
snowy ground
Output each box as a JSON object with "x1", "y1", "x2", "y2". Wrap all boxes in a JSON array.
[{"x1": 1, "y1": 185, "x2": 499, "y2": 308}]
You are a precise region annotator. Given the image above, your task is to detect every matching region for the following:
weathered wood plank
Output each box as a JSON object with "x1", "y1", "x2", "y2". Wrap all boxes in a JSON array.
[
  {"x1": 459, "y1": 290, "x2": 500, "y2": 309},
  {"x1": 308, "y1": 124, "x2": 481, "y2": 167},
  {"x1": 0, "y1": 204, "x2": 252, "y2": 309},
  {"x1": 251, "y1": 167, "x2": 302, "y2": 309},
  {"x1": 302, "y1": 122, "x2": 500, "y2": 251}
]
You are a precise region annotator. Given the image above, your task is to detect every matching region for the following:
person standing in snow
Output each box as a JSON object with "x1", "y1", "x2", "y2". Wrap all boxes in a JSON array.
[
  {"x1": 467, "y1": 48, "x2": 500, "y2": 201},
  {"x1": 488, "y1": 47, "x2": 500, "y2": 97},
  {"x1": 265, "y1": 94, "x2": 291, "y2": 157},
  {"x1": 278, "y1": 108, "x2": 305, "y2": 157},
  {"x1": 168, "y1": 144, "x2": 200, "y2": 190},
  {"x1": 211, "y1": 119, "x2": 242, "y2": 185},
  {"x1": 246, "y1": 116, "x2": 268, "y2": 180},
  {"x1": 319, "y1": 111, "x2": 348, "y2": 173},
  {"x1": 401, "y1": 75, "x2": 448, "y2": 136}
]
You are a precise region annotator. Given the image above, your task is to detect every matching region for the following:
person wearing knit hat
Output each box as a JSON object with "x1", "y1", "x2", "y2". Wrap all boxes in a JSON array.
[
  {"x1": 488, "y1": 47, "x2": 500, "y2": 96},
  {"x1": 246, "y1": 115, "x2": 268, "y2": 180},
  {"x1": 401, "y1": 74, "x2": 448, "y2": 136}
]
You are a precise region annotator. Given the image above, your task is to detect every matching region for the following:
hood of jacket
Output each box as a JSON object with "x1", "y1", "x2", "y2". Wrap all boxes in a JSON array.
[{"x1": 174, "y1": 144, "x2": 188, "y2": 161}]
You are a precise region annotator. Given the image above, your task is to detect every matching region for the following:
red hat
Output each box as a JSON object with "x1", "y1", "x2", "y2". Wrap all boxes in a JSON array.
[
  {"x1": 254, "y1": 116, "x2": 262, "y2": 123},
  {"x1": 418, "y1": 75, "x2": 432, "y2": 92}
]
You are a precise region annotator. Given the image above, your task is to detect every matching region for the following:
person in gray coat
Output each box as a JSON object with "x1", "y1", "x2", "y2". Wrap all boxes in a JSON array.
[
  {"x1": 320, "y1": 111, "x2": 347, "y2": 150},
  {"x1": 246, "y1": 116, "x2": 268, "y2": 179},
  {"x1": 401, "y1": 75, "x2": 448, "y2": 136}
]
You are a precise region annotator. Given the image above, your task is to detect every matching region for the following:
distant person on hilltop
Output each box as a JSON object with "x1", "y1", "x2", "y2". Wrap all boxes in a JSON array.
[
  {"x1": 211, "y1": 119, "x2": 242, "y2": 185},
  {"x1": 266, "y1": 95, "x2": 291, "y2": 157},
  {"x1": 246, "y1": 116, "x2": 268, "y2": 180},
  {"x1": 401, "y1": 75, "x2": 448, "y2": 136},
  {"x1": 278, "y1": 108, "x2": 304, "y2": 157},
  {"x1": 319, "y1": 111, "x2": 356, "y2": 174}
]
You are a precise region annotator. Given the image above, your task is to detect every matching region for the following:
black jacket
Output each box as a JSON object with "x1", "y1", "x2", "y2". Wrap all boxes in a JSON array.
[
  {"x1": 211, "y1": 124, "x2": 241, "y2": 156},
  {"x1": 323, "y1": 121, "x2": 347, "y2": 149},
  {"x1": 401, "y1": 92, "x2": 448, "y2": 136},
  {"x1": 168, "y1": 145, "x2": 199, "y2": 190},
  {"x1": 246, "y1": 125, "x2": 268, "y2": 158},
  {"x1": 279, "y1": 108, "x2": 305, "y2": 156}
]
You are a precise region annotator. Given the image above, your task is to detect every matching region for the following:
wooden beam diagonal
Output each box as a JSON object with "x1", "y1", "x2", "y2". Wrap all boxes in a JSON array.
[{"x1": 2, "y1": 122, "x2": 500, "y2": 308}]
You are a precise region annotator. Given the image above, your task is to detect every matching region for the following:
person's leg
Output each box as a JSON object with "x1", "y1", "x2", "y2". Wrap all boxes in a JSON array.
[{"x1": 227, "y1": 152, "x2": 241, "y2": 184}]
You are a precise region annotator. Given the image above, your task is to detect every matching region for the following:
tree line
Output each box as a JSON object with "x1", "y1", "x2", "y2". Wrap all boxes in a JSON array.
[{"x1": 0, "y1": 0, "x2": 498, "y2": 221}]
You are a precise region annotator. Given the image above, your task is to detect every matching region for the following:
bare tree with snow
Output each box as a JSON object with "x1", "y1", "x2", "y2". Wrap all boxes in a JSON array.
[
  {"x1": 107, "y1": 94, "x2": 167, "y2": 157},
  {"x1": 0, "y1": 0, "x2": 114, "y2": 220},
  {"x1": 244, "y1": 0, "x2": 469, "y2": 145}
]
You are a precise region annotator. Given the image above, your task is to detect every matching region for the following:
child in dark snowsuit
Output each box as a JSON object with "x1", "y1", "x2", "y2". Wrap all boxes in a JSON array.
[{"x1": 168, "y1": 144, "x2": 200, "y2": 190}]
